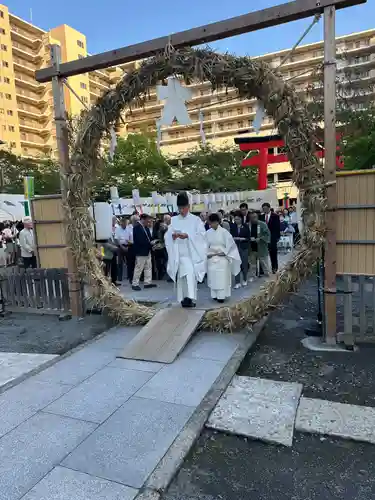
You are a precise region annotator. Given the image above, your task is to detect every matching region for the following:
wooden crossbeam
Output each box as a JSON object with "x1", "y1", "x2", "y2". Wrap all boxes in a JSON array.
[{"x1": 35, "y1": 0, "x2": 366, "y2": 82}]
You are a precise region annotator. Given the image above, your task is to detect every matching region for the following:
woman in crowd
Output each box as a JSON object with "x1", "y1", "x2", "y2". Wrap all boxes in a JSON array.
[{"x1": 230, "y1": 210, "x2": 250, "y2": 289}]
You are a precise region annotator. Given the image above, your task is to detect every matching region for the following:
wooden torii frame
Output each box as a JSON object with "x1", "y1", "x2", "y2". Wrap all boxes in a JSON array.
[{"x1": 35, "y1": 0, "x2": 366, "y2": 343}]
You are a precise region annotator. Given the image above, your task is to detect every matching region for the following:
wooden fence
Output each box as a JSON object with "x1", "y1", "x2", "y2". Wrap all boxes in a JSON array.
[
  {"x1": 339, "y1": 275, "x2": 375, "y2": 343},
  {"x1": 0, "y1": 267, "x2": 70, "y2": 314},
  {"x1": 336, "y1": 170, "x2": 375, "y2": 275}
]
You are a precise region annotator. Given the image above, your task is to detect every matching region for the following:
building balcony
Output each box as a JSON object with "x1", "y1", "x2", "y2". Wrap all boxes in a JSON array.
[
  {"x1": 12, "y1": 43, "x2": 43, "y2": 62},
  {"x1": 10, "y1": 27, "x2": 42, "y2": 49},
  {"x1": 13, "y1": 58, "x2": 36, "y2": 76},
  {"x1": 20, "y1": 138, "x2": 50, "y2": 149},
  {"x1": 17, "y1": 107, "x2": 49, "y2": 119},
  {"x1": 15, "y1": 76, "x2": 44, "y2": 92},
  {"x1": 89, "y1": 78, "x2": 110, "y2": 91}
]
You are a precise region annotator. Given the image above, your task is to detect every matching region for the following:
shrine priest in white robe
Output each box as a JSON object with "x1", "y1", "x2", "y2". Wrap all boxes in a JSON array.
[
  {"x1": 206, "y1": 213, "x2": 241, "y2": 303},
  {"x1": 165, "y1": 192, "x2": 207, "y2": 308}
]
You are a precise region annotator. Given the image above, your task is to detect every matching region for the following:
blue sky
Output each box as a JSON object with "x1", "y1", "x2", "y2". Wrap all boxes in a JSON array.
[{"x1": 9, "y1": 0, "x2": 374, "y2": 57}]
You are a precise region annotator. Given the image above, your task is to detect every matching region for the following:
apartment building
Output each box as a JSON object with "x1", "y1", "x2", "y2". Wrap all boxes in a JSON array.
[
  {"x1": 0, "y1": 2, "x2": 374, "y2": 200},
  {"x1": 0, "y1": 4, "x2": 118, "y2": 159}
]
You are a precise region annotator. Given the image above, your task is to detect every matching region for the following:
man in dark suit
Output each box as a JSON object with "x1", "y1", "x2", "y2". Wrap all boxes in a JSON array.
[
  {"x1": 260, "y1": 202, "x2": 280, "y2": 273},
  {"x1": 132, "y1": 214, "x2": 157, "y2": 291},
  {"x1": 239, "y1": 202, "x2": 251, "y2": 225}
]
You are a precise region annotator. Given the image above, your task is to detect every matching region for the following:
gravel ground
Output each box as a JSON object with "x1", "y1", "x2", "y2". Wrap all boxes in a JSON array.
[
  {"x1": 0, "y1": 312, "x2": 114, "y2": 354},
  {"x1": 238, "y1": 277, "x2": 375, "y2": 407},
  {"x1": 164, "y1": 430, "x2": 375, "y2": 500},
  {"x1": 163, "y1": 276, "x2": 375, "y2": 500}
]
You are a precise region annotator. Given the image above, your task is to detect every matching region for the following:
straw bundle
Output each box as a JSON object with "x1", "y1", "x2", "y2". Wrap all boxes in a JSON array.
[{"x1": 68, "y1": 47, "x2": 326, "y2": 331}]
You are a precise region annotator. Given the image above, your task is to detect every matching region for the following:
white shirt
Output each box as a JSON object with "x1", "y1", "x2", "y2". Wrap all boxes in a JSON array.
[
  {"x1": 19, "y1": 228, "x2": 35, "y2": 258},
  {"x1": 289, "y1": 211, "x2": 298, "y2": 224},
  {"x1": 124, "y1": 224, "x2": 134, "y2": 245},
  {"x1": 114, "y1": 225, "x2": 128, "y2": 245}
]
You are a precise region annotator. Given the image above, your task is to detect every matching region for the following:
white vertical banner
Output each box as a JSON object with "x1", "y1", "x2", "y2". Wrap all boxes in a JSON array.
[
  {"x1": 132, "y1": 189, "x2": 141, "y2": 206},
  {"x1": 199, "y1": 109, "x2": 206, "y2": 145}
]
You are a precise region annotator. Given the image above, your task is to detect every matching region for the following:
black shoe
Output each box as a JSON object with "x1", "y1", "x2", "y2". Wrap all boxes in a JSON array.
[
  {"x1": 181, "y1": 297, "x2": 195, "y2": 308},
  {"x1": 132, "y1": 285, "x2": 141, "y2": 291},
  {"x1": 217, "y1": 299, "x2": 225, "y2": 303},
  {"x1": 167, "y1": 278, "x2": 173, "y2": 283},
  {"x1": 144, "y1": 283, "x2": 157, "y2": 289}
]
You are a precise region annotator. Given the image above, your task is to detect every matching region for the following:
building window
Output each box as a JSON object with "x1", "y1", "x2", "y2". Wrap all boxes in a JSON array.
[
  {"x1": 21, "y1": 132, "x2": 26, "y2": 139},
  {"x1": 2, "y1": 61, "x2": 8, "y2": 67},
  {"x1": 8, "y1": 125, "x2": 15, "y2": 132},
  {"x1": 0, "y1": 11, "x2": 3, "y2": 18},
  {"x1": 5, "y1": 93, "x2": 11, "y2": 100},
  {"x1": 0, "y1": 108, "x2": 3, "y2": 114},
  {"x1": 1, "y1": 44, "x2": 7, "y2": 51},
  {"x1": 4, "y1": 77, "x2": 9, "y2": 84},
  {"x1": 10, "y1": 141, "x2": 16, "y2": 148},
  {"x1": 218, "y1": 123, "x2": 224, "y2": 131},
  {"x1": 218, "y1": 111, "x2": 223, "y2": 118},
  {"x1": 200, "y1": 90, "x2": 204, "y2": 96},
  {"x1": 237, "y1": 121, "x2": 243, "y2": 128},
  {"x1": 355, "y1": 41, "x2": 361, "y2": 48},
  {"x1": 237, "y1": 108, "x2": 243, "y2": 115},
  {"x1": 227, "y1": 123, "x2": 233, "y2": 130},
  {"x1": 0, "y1": 28, "x2": 5, "y2": 35},
  {"x1": 248, "y1": 106, "x2": 253, "y2": 113},
  {"x1": 80, "y1": 82, "x2": 87, "y2": 89},
  {"x1": 7, "y1": 110, "x2": 12, "y2": 116},
  {"x1": 77, "y1": 40, "x2": 84, "y2": 49},
  {"x1": 227, "y1": 110, "x2": 232, "y2": 117},
  {"x1": 82, "y1": 96, "x2": 88, "y2": 103}
]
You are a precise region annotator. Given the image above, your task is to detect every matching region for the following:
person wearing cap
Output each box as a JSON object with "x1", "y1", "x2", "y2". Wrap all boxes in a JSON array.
[
  {"x1": 165, "y1": 191, "x2": 207, "y2": 308},
  {"x1": 19, "y1": 217, "x2": 36, "y2": 268}
]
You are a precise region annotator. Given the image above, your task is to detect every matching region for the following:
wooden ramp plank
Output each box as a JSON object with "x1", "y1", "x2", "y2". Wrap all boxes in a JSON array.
[{"x1": 118, "y1": 308, "x2": 205, "y2": 364}]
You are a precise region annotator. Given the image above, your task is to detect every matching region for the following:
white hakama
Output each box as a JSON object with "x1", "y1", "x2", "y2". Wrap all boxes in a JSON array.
[
  {"x1": 206, "y1": 226, "x2": 241, "y2": 300},
  {"x1": 165, "y1": 212, "x2": 207, "y2": 304}
]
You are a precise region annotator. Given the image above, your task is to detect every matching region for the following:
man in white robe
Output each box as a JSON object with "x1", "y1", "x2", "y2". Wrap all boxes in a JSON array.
[
  {"x1": 206, "y1": 213, "x2": 241, "y2": 303},
  {"x1": 165, "y1": 192, "x2": 207, "y2": 308}
]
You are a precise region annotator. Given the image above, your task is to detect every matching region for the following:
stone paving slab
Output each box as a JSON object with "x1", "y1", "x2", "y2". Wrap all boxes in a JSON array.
[
  {"x1": 62, "y1": 397, "x2": 194, "y2": 489},
  {"x1": 109, "y1": 358, "x2": 164, "y2": 373},
  {"x1": 33, "y1": 347, "x2": 115, "y2": 386},
  {"x1": 21, "y1": 466, "x2": 138, "y2": 500},
  {"x1": 181, "y1": 332, "x2": 244, "y2": 362},
  {"x1": 136, "y1": 356, "x2": 225, "y2": 407},
  {"x1": 45, "y1": 366, "x2": 154, "y2": 423},
  {"x1": 89, "y1": 326, "x2": 140, "y2": 351},
  {"x1": 0, "y1": 352, "x2": 57, "y2": 389},
  {"x1": 296, "y1": 397, "x2": 375, "y2": 444},
  {"x1": 207, "y1": 376, "x2": 303, "y2": 447},
  {"x1": 0, "y1": 378, "x2": 70, "y2": 439},
  {"x1": 0, "y1": 411, "x2": 97, "y2": 500}
]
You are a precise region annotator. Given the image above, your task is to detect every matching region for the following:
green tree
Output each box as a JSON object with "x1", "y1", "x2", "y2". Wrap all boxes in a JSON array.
[
  {"x1": 96, "y1": 133, "x2": 171, "y2": 199},
  {"x1": 339, "y1": 106, "x2": 375, "y2": 170},
  {"x1": 166, "y1": 143, "x2": 257, "y2": 192},
  {"x1": 0, "y1": 150, "x2": 61, "y2": 195}
]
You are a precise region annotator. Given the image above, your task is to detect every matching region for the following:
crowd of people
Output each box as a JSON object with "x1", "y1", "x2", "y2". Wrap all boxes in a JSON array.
[
  {"x1": 97, "y1": 198, "x2": 300, "y2": 302},
  {"x1": 0, "y1": 218, "x2": 36, "y2": 269}
]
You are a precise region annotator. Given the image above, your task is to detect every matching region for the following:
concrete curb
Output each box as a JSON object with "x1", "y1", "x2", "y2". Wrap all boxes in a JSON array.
[
  {"x1": 0, "y1": 321, "x2": 117, "y2": 396},
  {"x1": 135, "y1": 316, "x2": 268, "y2": 499}
]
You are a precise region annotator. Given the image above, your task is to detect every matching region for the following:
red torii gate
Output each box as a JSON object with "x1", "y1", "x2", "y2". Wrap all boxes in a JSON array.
[{"x1": 234, "y1": 134, "x2": 344, "y2": 190}]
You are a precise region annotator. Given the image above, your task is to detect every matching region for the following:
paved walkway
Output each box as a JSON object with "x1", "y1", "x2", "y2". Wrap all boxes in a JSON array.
[
  {"x1": 0, "y1": 325, "x2": 250, "y2": 500},
  {"x1": 119, "y1": 252, "x2": 292, "y2": 308}
]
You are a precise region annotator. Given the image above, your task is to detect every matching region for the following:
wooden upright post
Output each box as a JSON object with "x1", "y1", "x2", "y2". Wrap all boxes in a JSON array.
[
  {"x1": 323, "y1": 7, "x2": 337, "y2": 343},
  {"x1": 50, "y1": 45, "x2": 84, "y2": 317}
]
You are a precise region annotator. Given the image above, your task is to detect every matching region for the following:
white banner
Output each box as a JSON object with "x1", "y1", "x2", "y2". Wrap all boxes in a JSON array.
[{"x1": 110, "y1": 188, "x2": 278, "y2": 215}]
